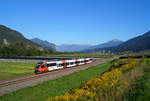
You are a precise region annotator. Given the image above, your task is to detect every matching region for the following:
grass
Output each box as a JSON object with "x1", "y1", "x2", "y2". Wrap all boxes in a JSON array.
[
  {"x1": 122, "y1": 59, "x2": 150, "y2": 101},
  {"x1": 46, "y1": 53, "x2": 115, "y2": 58},
  {"x1": 48, "y1": 59, "x2": 143, "y2": 101},
  {"x1": 0, "y1": 62, "x2": 112, "y2": 101},
  {"x1": 0, "y1": 62, "x2": 35, "y2": 80}
]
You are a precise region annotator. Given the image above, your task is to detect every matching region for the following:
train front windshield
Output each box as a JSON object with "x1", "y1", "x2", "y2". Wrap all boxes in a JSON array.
[{"x1": 36, "y1": 62, "x2": 43, "y2": 68}]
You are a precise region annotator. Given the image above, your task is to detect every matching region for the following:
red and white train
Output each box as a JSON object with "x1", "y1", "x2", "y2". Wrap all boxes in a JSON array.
[{"x1": 35, "y1": 58, "x2": 93, "y2": 74}]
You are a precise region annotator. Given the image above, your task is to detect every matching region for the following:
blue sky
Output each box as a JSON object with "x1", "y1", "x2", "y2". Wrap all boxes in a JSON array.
[{"x1": 0, "y1": 0, "x2": 150, "y2": 45}]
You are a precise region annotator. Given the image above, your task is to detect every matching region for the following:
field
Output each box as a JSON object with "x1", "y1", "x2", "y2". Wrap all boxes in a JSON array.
[
  {"x1": 46, "y1": 53, "x2": 115, "y2": 58},
  {"x1": 0, "y1": 62, "x2": 35, "y2": 80},
  {"x1": 1, "y1": 58, "x2": 150, "y2": 101},
  {"x1": 122, "y1": 59, "x2": 150, "y2": 101},
  {"x1": 47, "y1": 58, "x2": 150, "y2": 101},
  {"x1": 0, "y1": 62, "x2": 111, "y2": 101}
]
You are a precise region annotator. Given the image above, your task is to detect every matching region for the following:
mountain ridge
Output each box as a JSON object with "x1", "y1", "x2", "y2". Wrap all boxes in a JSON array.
[
  {"x1": 93, "y1": 30, "x2": 150, "y2": 53},
  {"x1": 31, "y1": 38, "x2": 56, "y2": 51},
  {"x1": 82, "y1": 39, "x2": 123, "y2": 52},
  {"x1": 56, "y1": 44, "x2": 92, "y2": 52},
  {"x1": 56, "y1": 39, "x2": 123, "y2": 52},
  {"x1": 0, "y1": 25, "x2": 43, "y2": 50}
]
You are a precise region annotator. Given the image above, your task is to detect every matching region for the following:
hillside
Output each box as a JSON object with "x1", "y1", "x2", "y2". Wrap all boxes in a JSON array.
[
  {"x1": 0, "y1": 25, "x2": 43, "y2": 50},
  {"x1": 117, "y1": 31, "x2": 150, "y2": 52},
  {"x1": 94, "y1": 31, "x2": 150, "y2": 53},
  {"x1": 31, "y1": 38, "x2": 56, "y2": 51},
  {"x1": 57, "y1": 39, "x2": 123, "y2": 52},
  {"x1": 83, "y1": 39, "x2": 123, "y2": 52},
  {"x1": 56, "y1": 44, "x2": 92, "y2": 52}
]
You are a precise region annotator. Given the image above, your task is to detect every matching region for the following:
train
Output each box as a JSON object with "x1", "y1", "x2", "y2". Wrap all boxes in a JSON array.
[{"x1": 35, "y1": 58, "x2": 93, "y2": 74}]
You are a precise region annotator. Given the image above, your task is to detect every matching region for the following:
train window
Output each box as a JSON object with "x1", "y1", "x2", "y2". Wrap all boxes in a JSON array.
[
  {"x1": 36, "y1": 64, "x2": 41, "y2": 68},
  {"x1": 75, "y1": 62, "x2": 78, "y2": 64},
  {"x1": 44, "y1": 64, "x2": 47, "y2": 67},
  {"x1": 58, "y1": 64, "x2": 62, "y2": 67},
  {"x1": 70, "y1": 62, "x2": 74, "y2": 65},
  {"x1": 61, "y1": 63, "x2": 65, "y2": 66},
  {"x1": 41, "y1": 65, "x2": 45, "y2": 68},
  {"x1": 47, "y1": 64, "x2": 50, "y2": 67},
  {"x1": 49, "y1": 63, "x2": 56, "y2": 66},
  {"x1": 63, "y1": 63, "x2": 68, "y2": 65},
  {"x1": 53, "y1": 63, "x2": 57, "y2": 66}
]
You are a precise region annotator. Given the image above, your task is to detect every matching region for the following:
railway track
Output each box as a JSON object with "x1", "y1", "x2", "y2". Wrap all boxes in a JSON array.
[
  {"x1": 0, "y1": 68, "x2": 75, "y2": 87},
  {"x1": 0, "y1": 74, "x2": 38, "y2": 87},
  {"x1": 0, "y1": 58, "x2": 114, "y2": 96}
]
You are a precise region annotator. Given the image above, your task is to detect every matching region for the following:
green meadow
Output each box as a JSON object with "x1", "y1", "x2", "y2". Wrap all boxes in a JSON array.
[
  {"x1": 0, "y1": 62, "x2": 111, "y2": 101},
  {"x1": 0, "y1": 62, "x2": 35, "y2": 80}
]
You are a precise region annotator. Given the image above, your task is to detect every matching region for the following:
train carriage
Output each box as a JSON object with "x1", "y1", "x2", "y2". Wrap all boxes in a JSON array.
[
  {"x1": 77, "y1": 59, "x2": 85, "y2": 65},
  {"x1": 35, "y1": 61, "x2": 58, "y2": 73},
  {"x1": 35, "y1": 58, "x2": 93, "y2": 74},
  {"x1": 65, "y1": 60, "x2": 76, "y2": 67},
  {"x1": 85, "y1": 58, "x2": 93, "y2": 64}
]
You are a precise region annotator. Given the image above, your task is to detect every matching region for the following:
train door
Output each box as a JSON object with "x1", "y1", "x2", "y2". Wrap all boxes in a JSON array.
[
  {"x1": 47, "y1": 64, "x2": 53, "y2": 71},
  {"x1": 57, "y1": 61, "x2": 64, "y2": 69},
  {"x1": 51, "y1": 63, "x2": 57, "y2": 70}
]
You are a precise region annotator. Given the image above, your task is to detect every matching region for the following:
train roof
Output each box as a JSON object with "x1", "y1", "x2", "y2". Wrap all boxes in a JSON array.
[{"x1": 36, "y1": 58, "x2": 92, "y2": 64}]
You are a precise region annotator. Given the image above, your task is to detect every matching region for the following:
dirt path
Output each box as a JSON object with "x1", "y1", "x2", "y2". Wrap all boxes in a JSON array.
[{"x1": 0, "y1": 58, "x2": 114, "y2": 96}]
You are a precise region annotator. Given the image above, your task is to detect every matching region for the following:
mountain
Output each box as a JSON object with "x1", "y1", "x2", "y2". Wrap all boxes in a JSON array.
[
  {"x1": 56, "y1": 39, "x2": 123, "y2": 52},
  {"x1": 116, "y1": 31, "x2": 150, "y2": 52},
  {"x1": 94, "y1": 31, "x2": 150, "y2": 53},
  {"x1": 0, "y1": 25, "x2": 43, "y2": 50},
  {"x1": 31, "y1": 38, "x2": 56, "y2": 51},
  {"x1": 56, "y1": 44, "x2": 92, "y2": 52},
  {"x1": 83, "y1": 39, "x2": 123, "y2": 52}
]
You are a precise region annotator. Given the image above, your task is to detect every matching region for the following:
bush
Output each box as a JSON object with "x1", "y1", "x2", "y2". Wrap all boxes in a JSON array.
[{"x1": 47, "y1": 59, "x2": 139, "y2": 101}]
